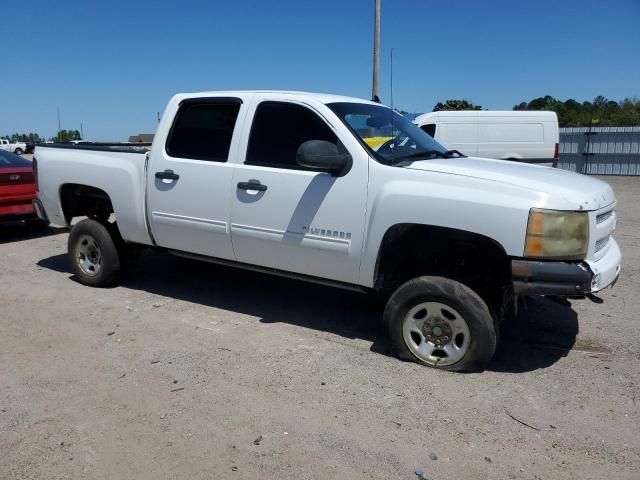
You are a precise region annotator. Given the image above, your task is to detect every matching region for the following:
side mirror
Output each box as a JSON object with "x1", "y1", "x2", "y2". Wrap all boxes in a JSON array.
[{"x1": 296, "y1": 140, "x2": 351, "y2": 176}]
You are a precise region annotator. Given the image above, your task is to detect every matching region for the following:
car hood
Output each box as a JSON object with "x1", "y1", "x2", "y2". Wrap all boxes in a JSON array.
[{"x1": 404, "y1": 157, "x2": 615, "y2": 211}]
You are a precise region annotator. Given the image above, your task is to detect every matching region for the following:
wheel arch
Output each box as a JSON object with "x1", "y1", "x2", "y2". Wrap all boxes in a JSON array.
[
  {"x1": 373, "y1": 223, "x2": 512, "y2": 310},
  {"x1": 59, "y1": 183, "x2": 115, "y2": 225}
]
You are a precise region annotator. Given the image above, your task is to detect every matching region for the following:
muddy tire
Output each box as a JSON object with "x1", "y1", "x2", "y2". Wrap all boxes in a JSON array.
[
  {"x1": 384, "y1": 276, "x2": 496, "y2": 372},
  {"x1": 68, "y1": 219, "x2": 121, "y2": 287}
]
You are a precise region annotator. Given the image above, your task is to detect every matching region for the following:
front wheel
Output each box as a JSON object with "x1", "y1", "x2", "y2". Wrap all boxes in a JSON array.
[
  {"x1": 68, "y1": 219, "x2": 122, "y2": 287},
  {"x1": 384, "y1": 276, "x2": 496, "y2": 372}
]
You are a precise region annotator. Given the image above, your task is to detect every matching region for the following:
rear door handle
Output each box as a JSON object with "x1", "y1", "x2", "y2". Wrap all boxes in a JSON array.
[
  {"x1": 237, "y1": 181, "x2": 267, "y2": 192},
  {"x1": 155, "y1": 169, "x2": 180, "y2": 180}
]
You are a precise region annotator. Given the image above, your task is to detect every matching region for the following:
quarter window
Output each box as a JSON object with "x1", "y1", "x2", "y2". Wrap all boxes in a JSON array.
[
  {"x1": 246, "y1": 102, "x2": 338, "y2": 170},
  {"x1": 421, "y1": 123, "x2": 436, "y2": 138},
  {"x1": 166, "y1": 101, "x2": 240, "y2": 162}
]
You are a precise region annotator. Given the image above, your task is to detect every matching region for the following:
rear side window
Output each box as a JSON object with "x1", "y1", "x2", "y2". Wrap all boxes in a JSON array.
[
  {"x1": 0, "y1": 150, "x2": 32, "y2": 167},
  {"x1": 246, "y1": 102, "x2": 337, "y2": 170},
  {"x1": 166, "y1": 102, "x2": 241, "y2": 162},
  {"x1": 421, "y1": 123, "x2": 436, "y2": 138}
]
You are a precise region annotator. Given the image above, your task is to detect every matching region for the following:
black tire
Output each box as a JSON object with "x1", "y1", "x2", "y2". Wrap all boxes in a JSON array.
[
  {"x1": 14, "y1": 148, "x2": 23, "y2": 155},
  {"x1": 68, "y1": 219, "x2": 121, "y2": 287},
  {"x1": 384, "y1": 276, "x2": 496, "y2": 372}
]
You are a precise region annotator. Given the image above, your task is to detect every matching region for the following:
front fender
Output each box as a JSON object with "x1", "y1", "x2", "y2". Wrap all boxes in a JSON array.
[{"x1": 359, "y1": 165, "x2": 541, "y2": 287}]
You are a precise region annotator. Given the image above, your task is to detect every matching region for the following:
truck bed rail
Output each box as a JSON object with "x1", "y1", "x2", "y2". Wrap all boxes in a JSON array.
[{"x1": 35, "y1": 143, "x2": 151, "y2": 154}]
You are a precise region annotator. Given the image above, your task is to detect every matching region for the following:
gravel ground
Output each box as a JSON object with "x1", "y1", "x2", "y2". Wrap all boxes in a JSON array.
[{"x1": 1, "y1": 176, "x2": 638, "y2": 480}]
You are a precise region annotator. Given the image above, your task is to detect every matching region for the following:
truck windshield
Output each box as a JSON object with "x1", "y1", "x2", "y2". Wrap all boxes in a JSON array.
[{"x1": 327, "y1": 102, "x2": 455, "y2": 165}]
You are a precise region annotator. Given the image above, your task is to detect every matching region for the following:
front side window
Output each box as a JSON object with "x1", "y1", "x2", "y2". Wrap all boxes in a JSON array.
[
  {"x1": 328, "y1": 103, "x2": 453, "y2": 165},
  {"x1": 166, "y1": 101, "x2": 241, "y2": 162},
  {"x1": 246, "y1": 102, "x2": 337, "y2": 170}
]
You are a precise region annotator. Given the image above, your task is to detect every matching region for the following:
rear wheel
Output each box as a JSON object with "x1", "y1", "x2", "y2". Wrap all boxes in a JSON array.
[
  {"x1": 384, "y1": 276, "x2": 496, "y2": 372},
  {"x1": 14, "y1": 148, "x2": 23, "y2": 155},
  {"x1": 68, "y1": 219, "x2": 121, "y2": 287}
]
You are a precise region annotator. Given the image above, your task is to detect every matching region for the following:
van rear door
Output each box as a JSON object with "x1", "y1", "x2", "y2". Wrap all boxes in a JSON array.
[{"x1": 476, "y1": 113, "x2": 558, "y2": 163}]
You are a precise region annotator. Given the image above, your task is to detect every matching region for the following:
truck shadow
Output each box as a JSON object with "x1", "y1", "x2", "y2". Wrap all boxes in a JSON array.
[
  {"x1": 491, "y1": 297, "x2": 579, "y2": 373},
  {"x1": 0, "y1": 221, "x2": 65, "y2": 244},
  {"x1": 37, "y1": 251, "x2": 579, "y2": 374}
]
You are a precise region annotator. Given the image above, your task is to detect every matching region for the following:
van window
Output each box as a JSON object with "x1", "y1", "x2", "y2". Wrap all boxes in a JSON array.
[
  {"x1": 478, "y1": 123, "x2": 544, "y2": 143},
  {"x1": 439, "y1": 123, "x2": 476, "y2": 143},
  {"x1": 421, "y1": 124, "x2": 436, "y2": 138},
  {"x1": 166, "y1": 102, "x2": 241, "y2": 162}
]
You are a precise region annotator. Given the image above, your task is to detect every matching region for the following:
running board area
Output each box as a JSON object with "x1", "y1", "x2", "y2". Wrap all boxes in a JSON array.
[{"x1": 168, "y1": 250, "x2": 368, "y2": 294}]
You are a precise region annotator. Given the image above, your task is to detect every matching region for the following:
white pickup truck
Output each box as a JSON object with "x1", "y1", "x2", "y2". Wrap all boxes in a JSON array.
[
  {"x1": 0, "y1": 138, "x2": 28, "y2": 155},
  {"x1": 33, "y1": 91, "x2": 621, "y2": 372}
]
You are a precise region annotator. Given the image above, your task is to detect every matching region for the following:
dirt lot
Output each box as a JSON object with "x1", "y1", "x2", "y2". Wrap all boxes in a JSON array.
[{"x1": 1, "y1": 176, "x2": 639, "y2": 480}]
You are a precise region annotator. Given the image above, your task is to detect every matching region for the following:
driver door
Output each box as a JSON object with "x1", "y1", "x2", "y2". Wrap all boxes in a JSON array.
[{"x1": 229, "y1": 99, "x2": 368, "y2": 284}]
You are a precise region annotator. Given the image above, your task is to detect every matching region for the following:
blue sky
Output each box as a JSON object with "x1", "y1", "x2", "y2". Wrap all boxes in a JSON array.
[{"x1": 2, "y1": 0, "x2": 639, "y2": 141}]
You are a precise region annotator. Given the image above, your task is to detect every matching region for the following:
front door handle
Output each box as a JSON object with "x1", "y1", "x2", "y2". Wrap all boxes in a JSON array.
[
  {"x1": 155, "y1": 169, "x2": 180, "y2": 180},
  {"x1": 237, "y1": 181, "x2": 267, "y2": 192}
]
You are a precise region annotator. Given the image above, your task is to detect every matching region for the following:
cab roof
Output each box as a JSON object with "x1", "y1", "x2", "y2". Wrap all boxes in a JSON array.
[{"x1": 176, "y1": 90, "x2": 382, "y2": 106}]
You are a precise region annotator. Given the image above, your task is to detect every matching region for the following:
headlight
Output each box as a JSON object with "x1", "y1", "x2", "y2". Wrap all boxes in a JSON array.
[{"x1": 524, "y1": 209, "x2": 588, "y2": 260}]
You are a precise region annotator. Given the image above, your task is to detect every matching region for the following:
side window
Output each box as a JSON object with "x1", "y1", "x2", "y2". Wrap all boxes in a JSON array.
[
  {"x1": 421, "y1": 123, "x2": 436, "y2": 138},
  {"x1": 246, "y1": 101, "x2": 337, "y2": 169},
  {"x1": 166, "y1": 101, "x2": 241, "y2": 162}
]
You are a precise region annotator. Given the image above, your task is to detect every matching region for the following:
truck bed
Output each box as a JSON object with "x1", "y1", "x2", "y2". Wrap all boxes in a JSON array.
[{"x1": 34, "y1": 143, "x2": 154, "y2": 245}]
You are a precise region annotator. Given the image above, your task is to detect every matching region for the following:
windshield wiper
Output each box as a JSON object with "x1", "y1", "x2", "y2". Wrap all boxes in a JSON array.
[
  {"x1": 394, "y1": 150, "x2": 452, "y2": 160},
  {"x1": 444, "y1": 149, "x2": 466, "y2": 158}
]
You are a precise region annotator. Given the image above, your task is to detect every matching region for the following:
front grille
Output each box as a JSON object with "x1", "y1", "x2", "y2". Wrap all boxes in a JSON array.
[
  {"x1": 595, "y1": 235, "x2": 611, "y2": 252},
  {"x1": 596, "y1": 210, "x2": 613, "y2": 224}
]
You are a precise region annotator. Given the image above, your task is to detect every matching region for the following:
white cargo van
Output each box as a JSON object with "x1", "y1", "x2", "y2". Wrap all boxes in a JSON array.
[{"x1": 413, "y1": 111, "x2": 559, "y2": 164}]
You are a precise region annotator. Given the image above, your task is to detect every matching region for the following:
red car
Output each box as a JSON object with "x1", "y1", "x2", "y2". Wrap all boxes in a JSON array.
[{"x1": 0, "y1": 150, "x2": 42, "y2": 223}]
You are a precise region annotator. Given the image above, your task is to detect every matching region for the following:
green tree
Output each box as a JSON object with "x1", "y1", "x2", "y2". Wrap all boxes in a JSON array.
[
  {"x1": 55, "y1": 129, "x2": 82, "y2": 142},
  {"x1": 3, "y1": 133, "x2": 43, "y2": 143},
  {"x1": 433, "y1": 99, "x2": 482, "y2": 111},
  {"x1": 513, "y1": 95, "x2": 640, "y2": 127}
]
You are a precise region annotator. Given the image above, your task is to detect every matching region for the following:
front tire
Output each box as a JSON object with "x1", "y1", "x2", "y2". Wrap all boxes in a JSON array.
[
  {"x1": 384, "y1": 276, "x2": 496, "y2": 372},
  {"x1": 68, "y1": 219, "x2": 121, "y2": 287},
  {"x1": 14, "y1": 148, "x2": 23, "y2": 155}
]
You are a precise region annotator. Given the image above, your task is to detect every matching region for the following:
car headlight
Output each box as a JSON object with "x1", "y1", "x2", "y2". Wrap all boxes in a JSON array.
[{"x1": 524, "y1": 208, "x2": 588, "y2": 260}]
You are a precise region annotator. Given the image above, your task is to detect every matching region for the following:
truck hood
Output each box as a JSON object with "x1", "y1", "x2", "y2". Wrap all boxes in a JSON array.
[{"x1": 404, "y1": 157, "x2": 615, "y2": 211}]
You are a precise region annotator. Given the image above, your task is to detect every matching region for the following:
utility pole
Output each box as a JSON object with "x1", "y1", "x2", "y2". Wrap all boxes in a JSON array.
[
  {"x1": 80, "y1": 123, "x2": 84, "y2": 139},
  {"x1": 57, "y1": 107, "x2": 61, "y2": 141},
  {"x1": 372, "y1": 0, "x2": 381, "y2": 102}
]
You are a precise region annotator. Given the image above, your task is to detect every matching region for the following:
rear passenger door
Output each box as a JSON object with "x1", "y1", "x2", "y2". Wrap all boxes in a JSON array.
[{"x1": 147, "y1": 97, "x2": 244, "y2": 259}]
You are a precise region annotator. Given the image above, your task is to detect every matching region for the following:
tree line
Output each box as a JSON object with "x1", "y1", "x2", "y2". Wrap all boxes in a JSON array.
[
  {"x1": 5, "y1": 96, "x2": 640, "y2": 141},
  {"x1": 431, "y1": 96, "x2": 640, "y2": 127},
  {"x1": 1, "y1": 130, "x2": 82, "y2": 143}
]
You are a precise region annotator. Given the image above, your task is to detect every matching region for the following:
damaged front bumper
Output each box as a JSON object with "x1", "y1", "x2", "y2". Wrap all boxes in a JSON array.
[{"x1": 512, "y1": 238, "x2": 621, "y2": 297}]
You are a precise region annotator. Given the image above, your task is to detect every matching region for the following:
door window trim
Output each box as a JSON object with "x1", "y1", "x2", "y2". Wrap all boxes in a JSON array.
[
  {"x1": 244, "y1": 100, "x2": 347, "y2": 172},
  {"x1": 164, "y1": 97, "x2": 243, "y2": 162}
]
